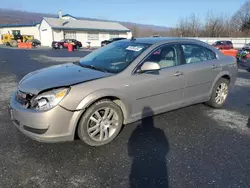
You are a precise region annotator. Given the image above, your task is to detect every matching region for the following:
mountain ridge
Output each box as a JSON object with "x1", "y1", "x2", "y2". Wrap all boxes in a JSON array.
[{"x1": 0, "y1": 8, "x2": 171, "y2": 34}]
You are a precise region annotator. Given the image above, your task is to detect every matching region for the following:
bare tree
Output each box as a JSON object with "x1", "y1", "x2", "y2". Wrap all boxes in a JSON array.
[
  {"x1": 178, "y1": 18, "x2": 191, "y2": 37},
  {"x1": 174, "y1": 14, "x2": 201, "y2": 37},
  {"x1": 126, "y1": 2, "x2": 250, "y2": 38},
  {"x1": 168, "y1": 28, "x2": 180, "y2": 37},
  {"x1": 231, "y1": 2, "x2": 250, "y2": 31},
  {"x1": 188, "y1": 14, "x2": 201, "y2": 37},
  {"x1": 131, "y1": 26, "x2": 139, "y2": 37},
  {"x1": 202, "y1": 12, "x2": 228, "y2": 37}
]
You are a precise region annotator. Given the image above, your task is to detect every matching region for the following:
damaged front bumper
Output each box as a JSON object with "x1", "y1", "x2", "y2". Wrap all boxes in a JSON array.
[{"x1": 9, "y1": 92, "x2": 77, "y2": 143}]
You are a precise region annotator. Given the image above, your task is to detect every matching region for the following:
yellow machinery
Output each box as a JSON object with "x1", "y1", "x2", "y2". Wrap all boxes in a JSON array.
[{"x1": 1, "y1": 33, "x2": 34, "y2": 47}]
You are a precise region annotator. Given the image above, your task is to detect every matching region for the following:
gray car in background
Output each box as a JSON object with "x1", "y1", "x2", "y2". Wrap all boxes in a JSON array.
[{"x1": 9, "y1": 37, "x2": 238, "y2": 146}]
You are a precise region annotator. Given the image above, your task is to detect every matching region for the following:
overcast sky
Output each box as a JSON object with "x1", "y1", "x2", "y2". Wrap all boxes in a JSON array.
[{"x1": 0, "y1": 0, "x2": 248, "y2": 27}]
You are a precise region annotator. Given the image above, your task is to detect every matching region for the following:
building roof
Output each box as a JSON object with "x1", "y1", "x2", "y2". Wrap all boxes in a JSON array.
[
  {"x1": 57, "y1": 14, "x2": 77, "y2": 19},
  {"x1": 43, "y1": 17, "x2": 130, "y2": 32},
  {"x1": 0, "y1": 22, "x2": 39, "y2": 28}
]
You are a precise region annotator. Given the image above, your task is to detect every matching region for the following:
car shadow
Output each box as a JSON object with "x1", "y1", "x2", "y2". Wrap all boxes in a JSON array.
[{"x1": 128, "y1": 106, "x2": 169, "y2": 188}]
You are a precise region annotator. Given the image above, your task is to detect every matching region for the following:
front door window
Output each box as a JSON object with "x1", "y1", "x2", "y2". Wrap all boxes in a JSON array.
[{"x1": 143, "y1": 44, "x2": 179, "y2": 69}]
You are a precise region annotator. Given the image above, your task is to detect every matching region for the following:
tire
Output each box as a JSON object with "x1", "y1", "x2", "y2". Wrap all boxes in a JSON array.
[
  {"x1": 77, "y1": 99, "x2": 123, "y2": 146},
  {"x1": 9, "y1": 40, "x2": 18, "y2": 47},
  {"x1": 59, "y1": 45, "x2": 63, "y2": 49},
  {"x1": 206, "y1": 78, "x2": 230, "y2": 108}
]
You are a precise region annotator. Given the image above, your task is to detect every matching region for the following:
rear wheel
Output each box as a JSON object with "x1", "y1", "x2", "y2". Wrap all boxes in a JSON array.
[
  {"x1": 77, "y1": 99, "x2": 123, "y2": 146},
  {"x1": 9, "y1": 40, "x2": 18, "y2": 47},
  {"x1": 206, "y1": 78, "x2": 229, "y2": 108}
]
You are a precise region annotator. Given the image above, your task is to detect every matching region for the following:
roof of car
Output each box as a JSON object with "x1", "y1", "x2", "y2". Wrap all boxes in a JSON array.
[
  {"x1": 126, "y1": 37, "x2": 203, "y2": 44},
  {"x1": 216, "y1": 40, "x2": 232, "y2": 42}
]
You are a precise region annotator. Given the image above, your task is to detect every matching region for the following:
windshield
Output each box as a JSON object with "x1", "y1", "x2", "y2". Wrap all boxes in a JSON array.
[{"x1": 79, "y1": 41, "x2": 150, "y2": 73}]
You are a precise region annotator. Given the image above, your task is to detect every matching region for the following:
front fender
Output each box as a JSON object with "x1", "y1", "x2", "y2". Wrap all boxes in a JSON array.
[
  {"x1": 76, "y1": 88, "x2": 132, "y2": 120},
  {"x1": 66, "y1": 88, "x2": 132, "y2": 138}
]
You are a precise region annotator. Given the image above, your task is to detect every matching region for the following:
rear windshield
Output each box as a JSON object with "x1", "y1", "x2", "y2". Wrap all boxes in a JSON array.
[{"x1": 79, "y1": 41, "x2": 151, "y2": 73}]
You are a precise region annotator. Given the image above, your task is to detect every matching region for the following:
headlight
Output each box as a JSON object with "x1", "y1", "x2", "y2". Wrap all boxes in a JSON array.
[{"x1": 31, "y1": 88, "x2": 69, "y2": 111}]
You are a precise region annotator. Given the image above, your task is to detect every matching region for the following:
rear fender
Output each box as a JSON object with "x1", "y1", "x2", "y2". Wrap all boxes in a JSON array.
[{"x1": 209, "y1": 71, "x2": 231, "y2": 96}]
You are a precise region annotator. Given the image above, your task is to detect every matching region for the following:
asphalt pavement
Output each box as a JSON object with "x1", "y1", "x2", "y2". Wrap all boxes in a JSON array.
[{"x1": 0, "y1": 47, "x2": 250, "y2": 188}]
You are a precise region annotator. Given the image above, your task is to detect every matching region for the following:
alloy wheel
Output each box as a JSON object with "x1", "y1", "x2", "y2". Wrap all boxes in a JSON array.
[
  {"x1": 215, "y1": 82, "x2": 228, "y2": 105},
  {"x1": 87, "y1": 107, "x2": 119, "y2": 141}
]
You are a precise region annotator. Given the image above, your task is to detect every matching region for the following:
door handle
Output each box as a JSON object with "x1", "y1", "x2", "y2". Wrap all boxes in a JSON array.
[
  {"x1": 212, "y1": 64, "x2": 218, "y2": 69},
  {"x1": 174, "y1": 71, "x2": 183, "y2": 76}
]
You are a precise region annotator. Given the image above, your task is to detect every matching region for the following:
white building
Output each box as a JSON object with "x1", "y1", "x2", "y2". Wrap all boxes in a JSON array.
[
  {"x1": 0, "y1": 23, "x2": 40, "y2": 43},
  {"x1": 39, "y1": 14, "x2": 132, "y2": 47},
  {"x1": 0, "y1": 13, "x2": 132, "y2": 47}
]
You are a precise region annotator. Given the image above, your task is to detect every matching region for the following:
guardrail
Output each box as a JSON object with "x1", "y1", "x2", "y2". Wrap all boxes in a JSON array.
[{"x1": 191, "y1": 37, "x2": 250, "y2": 49}]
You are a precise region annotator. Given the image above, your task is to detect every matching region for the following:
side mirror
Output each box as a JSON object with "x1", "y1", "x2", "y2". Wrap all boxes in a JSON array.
[{"x1": 139, "y1": 61, "x2": 161, "y2": 72}]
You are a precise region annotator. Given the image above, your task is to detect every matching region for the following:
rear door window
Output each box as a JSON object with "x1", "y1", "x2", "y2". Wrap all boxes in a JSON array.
[{"x1": 181, "y1": 44, "x2": 216, "y2": 64}]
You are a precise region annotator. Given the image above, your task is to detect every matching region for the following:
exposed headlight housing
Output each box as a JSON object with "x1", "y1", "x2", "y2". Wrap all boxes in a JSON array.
[{"x1": 31, "y1": 88, "x2": 70, "y2": 111}]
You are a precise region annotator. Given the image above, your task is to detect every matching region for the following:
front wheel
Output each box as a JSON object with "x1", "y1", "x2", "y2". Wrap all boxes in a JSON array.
[
  {"x1": 77, "y1": 99, "x2": 123, "y2": 146},
  {"x1": 206, "y1": 78, "x2": 229, "y2": 108}
]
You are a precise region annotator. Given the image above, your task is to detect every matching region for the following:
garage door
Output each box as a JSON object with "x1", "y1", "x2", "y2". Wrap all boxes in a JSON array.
[{"x1": 40, "y1": 29, "x2": 52, "y2": 46}]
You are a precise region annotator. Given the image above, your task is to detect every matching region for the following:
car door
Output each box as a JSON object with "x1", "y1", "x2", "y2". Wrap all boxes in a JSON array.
[
  {"x1": 180, "y1": 43, "x2": 221, "y2": 105},
  {"x1": 217, "y1": 41, "x2": 223, "y2": 49},
  {"x1": 228, "y1": 41, "x2": 233, "y2": 49},
  {"x1": 225, "y1": 41, "x2": 231, "y2": 49},
  {"x1": 224, "y1": 41, "x2": 229, "y2": 49},
  {"x1": 123, "y1": 44, "x2": 186, "y2": 119}
]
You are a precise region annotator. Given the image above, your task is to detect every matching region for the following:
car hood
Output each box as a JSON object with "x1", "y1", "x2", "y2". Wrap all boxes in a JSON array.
[{"x1": 18, "y1": 63, "x2": 113, "y2": 94}]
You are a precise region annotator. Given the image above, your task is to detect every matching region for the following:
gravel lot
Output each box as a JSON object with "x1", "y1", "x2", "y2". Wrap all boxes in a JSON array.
[{"x1": 0, "y1": 47, "x2": 250, "y2": 188}]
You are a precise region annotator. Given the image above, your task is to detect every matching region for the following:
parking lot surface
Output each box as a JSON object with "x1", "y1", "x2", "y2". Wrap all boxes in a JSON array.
[{"x1": 0, "y1": 47, "x2": 250, "y2": 188}]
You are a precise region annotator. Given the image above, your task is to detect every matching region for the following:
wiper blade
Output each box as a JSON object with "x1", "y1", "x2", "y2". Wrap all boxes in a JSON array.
[
  {"x1": 73, "y1": 61, "x2": 80, "y2": 65},
  {"x1": 88, "y1": 65, "x2": 108, "y2": 73},
  {"x1": 76, "y1": 63, "x2": 108, "y2": 73}
]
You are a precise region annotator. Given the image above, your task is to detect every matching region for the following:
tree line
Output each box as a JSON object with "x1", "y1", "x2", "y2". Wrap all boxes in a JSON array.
[{"x1": 130, "y1": 2, "x2": 250, "y2": 38}]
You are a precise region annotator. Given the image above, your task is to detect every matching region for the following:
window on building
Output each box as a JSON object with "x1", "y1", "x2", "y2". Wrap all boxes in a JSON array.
[
  {"x1": 12, "y1": 30, "x2": 21, "y2": 36},
  {"x1": 88, "y1": 32, "x2": 99, "y2": 40},
  {"x1": 64, "y1": 32, "x2": 76, "y2": 39},
  {"x1": 110, "y1": 33, "x2": 119, "y2": 39}
]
